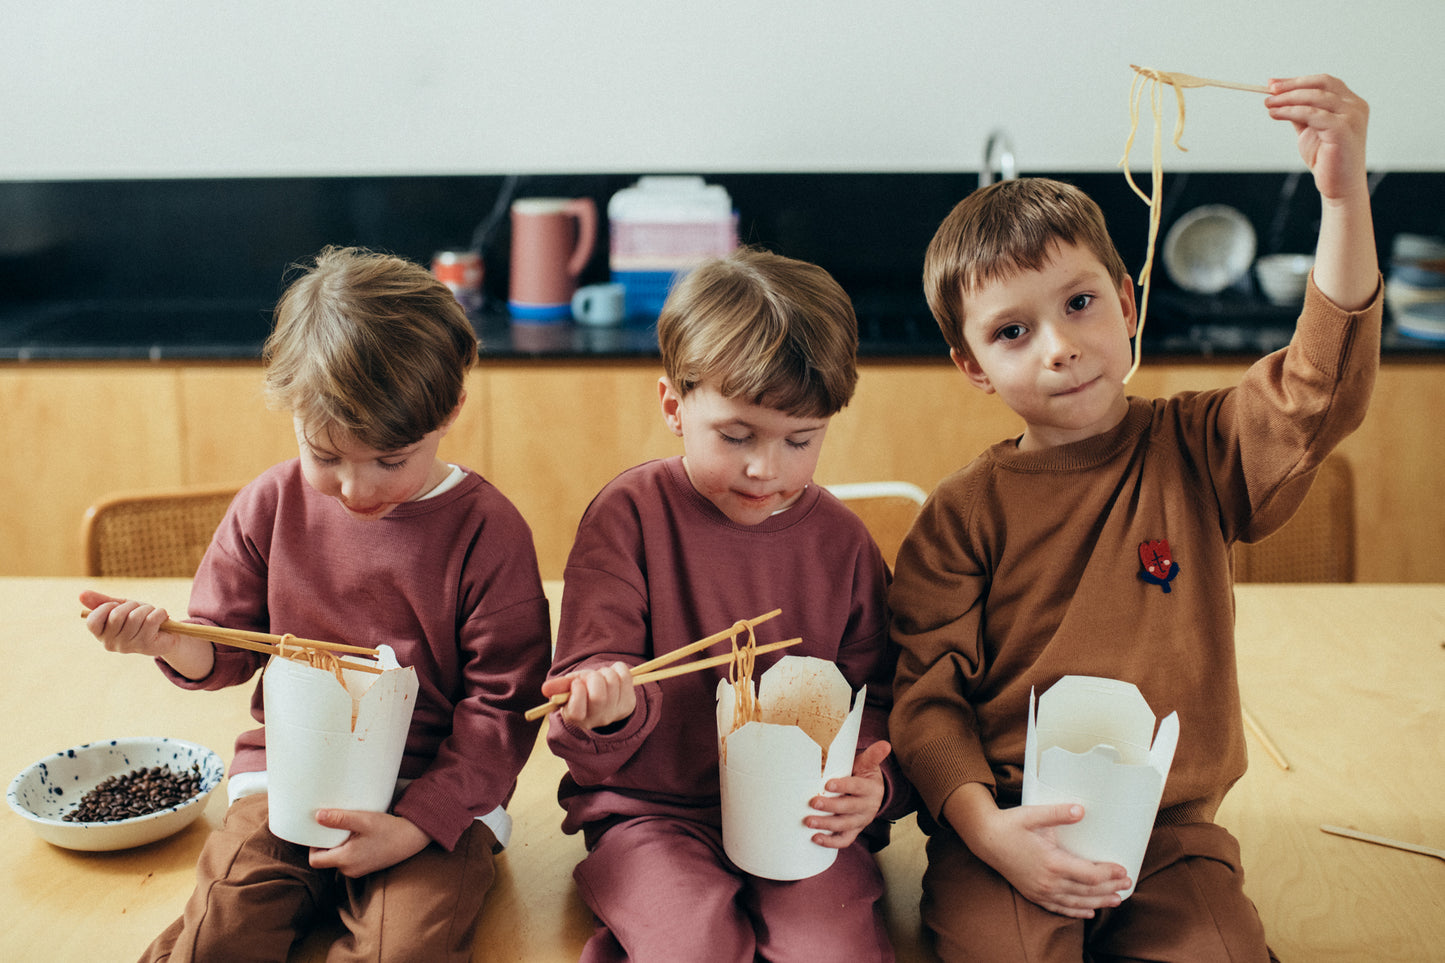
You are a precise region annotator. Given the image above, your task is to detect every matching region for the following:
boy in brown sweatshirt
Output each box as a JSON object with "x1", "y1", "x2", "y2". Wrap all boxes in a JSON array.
[{"x1": 889, "y1": 74, "x2": 1380, "y2": 961}]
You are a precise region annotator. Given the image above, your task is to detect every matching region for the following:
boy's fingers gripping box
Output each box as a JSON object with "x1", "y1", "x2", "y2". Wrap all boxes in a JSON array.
[
  {"x1": 1021, "y1": 675, "x2": 1179, "y2": 899},
  {"x1": 716, "y1": 656, "x2": 866, "y2": 881}
]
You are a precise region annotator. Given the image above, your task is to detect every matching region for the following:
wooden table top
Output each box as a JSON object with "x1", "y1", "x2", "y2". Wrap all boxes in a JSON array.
[{"x1": 2, "y1": 578, "x2": 1442, "y2": 962}]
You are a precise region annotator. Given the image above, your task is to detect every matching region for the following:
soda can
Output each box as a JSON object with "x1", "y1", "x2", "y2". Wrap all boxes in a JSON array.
[{"x1": 432, "y1": 250, "x2": 484, "y2": 312}]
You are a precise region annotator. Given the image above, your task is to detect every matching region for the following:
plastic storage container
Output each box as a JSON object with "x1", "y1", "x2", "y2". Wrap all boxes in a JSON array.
[{"x1": 608, "y1": 176, "x2": 739, "y2": 321}]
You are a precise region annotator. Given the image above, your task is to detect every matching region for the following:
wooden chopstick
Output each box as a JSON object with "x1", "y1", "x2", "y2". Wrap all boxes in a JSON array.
[
  {"x1": 633, "y1": 609, "x2": 782, "y2": 676},
  {"x1": 1130, "y1": 64, "x2": 1270, "y2": 94},
  {"x1": 1321, "y1": 825, "x2": 1445, "y2": 862},
  {"x1": 524, "y1": 609, "x2": 782, "y2": 721},
  {"x1": 159, "y1": 620, "x2": 384, "y2": 674},
  {"x1": 525, "y1": 636, "x2": 802, "y2": 721},
  {"x1": 81, "y1": 609, "x2": 384, "y2": 674},
  {"x1": 1241, "y1": 705, "x2": 1290, "y2": 771},
  {"x1": 630, "y1": 637, "x2": 802, "y2": 686}
]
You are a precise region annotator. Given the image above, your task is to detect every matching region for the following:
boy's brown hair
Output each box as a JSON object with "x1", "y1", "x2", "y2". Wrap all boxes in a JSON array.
[
  {"x1": 924, "y1": 177, "x2": 1129, "y2": 360},
  {"x1": 657, "y1": 246, "x2": 859, "y2": 418},
  {"x1": 263, "y1": 246, "x2": 478, "y2": 451}
]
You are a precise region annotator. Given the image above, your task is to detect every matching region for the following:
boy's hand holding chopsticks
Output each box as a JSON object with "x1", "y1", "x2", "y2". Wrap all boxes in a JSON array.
[
  {"x1": 530, "y1": 609, "x2": 800, "y2": 726},
  {"x1": 80, "y1": 589, "x2": 383, "y2": 675}
]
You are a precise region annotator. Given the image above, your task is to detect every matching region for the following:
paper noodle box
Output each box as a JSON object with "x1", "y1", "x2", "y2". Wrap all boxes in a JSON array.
[
  {"x1": 715, "y1": 655, "x2": 866, "y2": 880},
  {"x1": 263, "y1": 645, "x2": 418, "y2": 848},
  {"x1": 1021, "y1": 675, "x2": 1179, "y2": 899}
]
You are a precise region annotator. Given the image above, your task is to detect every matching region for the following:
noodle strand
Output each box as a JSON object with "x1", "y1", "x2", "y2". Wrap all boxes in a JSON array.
[{"x1": 1120, "y1": 66, "x2": 1194, "y2": 384}]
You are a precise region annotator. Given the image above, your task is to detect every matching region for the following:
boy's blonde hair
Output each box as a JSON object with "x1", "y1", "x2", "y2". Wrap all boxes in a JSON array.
[
  {"x1": 924, "y1": 178, "x2": 1129, "y2": 360},
  {"x1": 657, "y1": 247, "x2": 858, "y2": 419},
  {"x1": 263, "y1": 246, "x2": 477, "y2": 451}
]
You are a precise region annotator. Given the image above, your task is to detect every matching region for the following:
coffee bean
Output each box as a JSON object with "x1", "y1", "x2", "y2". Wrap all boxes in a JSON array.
[{"x1": 63, "y1": 764, "x2": 204, "y2": 823}]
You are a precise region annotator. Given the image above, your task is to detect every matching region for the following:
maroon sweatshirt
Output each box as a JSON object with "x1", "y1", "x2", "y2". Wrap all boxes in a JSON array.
[{"x1": 159, "y1": 460, "x2": 551, "y2": 851}]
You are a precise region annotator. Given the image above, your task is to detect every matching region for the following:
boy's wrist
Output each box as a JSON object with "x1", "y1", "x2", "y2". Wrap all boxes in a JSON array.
[{"x1": 940, "y1": 780, "x2": 998, "y2": 844}]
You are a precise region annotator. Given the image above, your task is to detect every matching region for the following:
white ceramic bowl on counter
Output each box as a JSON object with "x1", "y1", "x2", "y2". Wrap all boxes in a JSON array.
[
  {"x1": 1163, "y1": 205, "x2": 1257, "y2": 295},
  {"x1": 1254, "y1": 253, "x2": 1315, "y2": 305}
]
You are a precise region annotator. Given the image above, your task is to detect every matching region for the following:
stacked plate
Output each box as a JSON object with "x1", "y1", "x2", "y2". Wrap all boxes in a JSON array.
[{"x1": 1388, "y1": 234, "x2": 1445, "y2": 342}]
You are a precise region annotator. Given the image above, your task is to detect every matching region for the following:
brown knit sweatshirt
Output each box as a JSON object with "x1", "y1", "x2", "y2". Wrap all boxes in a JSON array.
[{"x1": 889, "y1": 277, "x2": 1381, "y2": 830}]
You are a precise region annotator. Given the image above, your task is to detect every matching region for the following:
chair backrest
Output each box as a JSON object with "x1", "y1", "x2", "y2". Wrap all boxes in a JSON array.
[
  {"x1": 826, "y1": 481, "x2": 928, "y2": 570},
  {"x1": 81, "y1": 484, "x2": 242, "y2": 577},
  {"x1": 1234, "y1": 454, "x2": 1356, "y2": 583}
]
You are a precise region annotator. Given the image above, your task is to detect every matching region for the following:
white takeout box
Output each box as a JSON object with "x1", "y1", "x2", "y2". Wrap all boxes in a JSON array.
[
  {"x1": 263, "y1": 644, "x2": 418, "y2": 848},
  {"x1": 715, "y1": 655, "x2": 866, "y2": 880},
  {"x1": 1021, "y1": 675, "x2": 1179, "y2": 899}
]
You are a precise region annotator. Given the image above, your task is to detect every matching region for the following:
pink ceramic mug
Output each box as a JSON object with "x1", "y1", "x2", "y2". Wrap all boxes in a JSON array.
[{"x1": 508, "y1": 197, "x2": 598, "y2": 321}]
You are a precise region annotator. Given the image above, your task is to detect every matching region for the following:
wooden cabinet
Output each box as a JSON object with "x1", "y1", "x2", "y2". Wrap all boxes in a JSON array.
[{"x1": 2, "y1": 359, "x2": 1441, "y2": 583}]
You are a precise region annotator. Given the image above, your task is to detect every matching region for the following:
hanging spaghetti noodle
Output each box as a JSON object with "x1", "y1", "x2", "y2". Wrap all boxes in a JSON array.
[
  {"x1": 727, "y1": 619, "x2": 761, "y2": 735},
  {"x1": 1119, "y1": 65, "x2": 1271, "y2": 384},
  {"x1": 1119, "y1": 66, "x2": 1187, "y2": 385},
  {"x1": 277, "y1": 632, "x2": 365, "y2": 730}
]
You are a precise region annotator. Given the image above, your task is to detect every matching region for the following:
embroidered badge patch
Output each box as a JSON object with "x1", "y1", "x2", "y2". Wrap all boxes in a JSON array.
[{"x1": 1138, "y1": 539, "x2": 1180, "y2": 593}]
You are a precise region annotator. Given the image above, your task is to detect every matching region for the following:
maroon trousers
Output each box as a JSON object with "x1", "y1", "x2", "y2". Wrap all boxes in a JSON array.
[{"x1": 573, "y1": 815, "x2": 894, "y2": 963}]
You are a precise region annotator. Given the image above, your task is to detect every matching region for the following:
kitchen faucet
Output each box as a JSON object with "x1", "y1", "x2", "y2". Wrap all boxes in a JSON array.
[{"x1": 980, "y1": 129, "x2": 1017, "y2": 189}]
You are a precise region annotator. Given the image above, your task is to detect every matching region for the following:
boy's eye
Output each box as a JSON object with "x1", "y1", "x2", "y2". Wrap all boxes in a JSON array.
[
  {"x1": 996, "y1": 323, "x2": 1026, "y2": 342},
  {"x1": 720, "y1": 432, "x2": 749, "y2": 446},
  {"x1": 785, "y1": 438, "x2": 813, "y2": 451},
  {"x1": 311, "y1": 452, "x2": 340, "y2": 465},
  {"x1": 378, "y1": 458, "x2": 410, "y2": 471},
  {"x1": 1067, "y1": 293, "x2": 1095, "y2": 312}
]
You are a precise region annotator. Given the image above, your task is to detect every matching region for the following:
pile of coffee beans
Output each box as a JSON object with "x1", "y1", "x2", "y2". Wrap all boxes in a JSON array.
[{"x1": 63, "y1": 764, "x2": 205, "y2": 823}]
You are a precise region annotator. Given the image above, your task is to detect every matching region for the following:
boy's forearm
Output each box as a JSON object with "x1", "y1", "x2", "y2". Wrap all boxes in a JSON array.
[
  {"x1": 1312, "y1": 188, "x2": 1379, "y2": 312},
  {"x1": 940, "y1": 780, "x2": 998, "y2": 846}
]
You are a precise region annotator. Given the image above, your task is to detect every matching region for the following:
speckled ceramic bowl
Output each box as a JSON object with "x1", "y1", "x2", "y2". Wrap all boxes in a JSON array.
[{"x1": 7, "y1": 737, "x2": 223, "y2": 851}]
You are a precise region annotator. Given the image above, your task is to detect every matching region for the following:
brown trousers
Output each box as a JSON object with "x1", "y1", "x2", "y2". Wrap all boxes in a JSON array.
[
  {"x1": 921, "y1": 821, "x2": 1277, "y2": 963},
  {"x1": 140, "y1": 794, "x2": 497, "y2": 963}
]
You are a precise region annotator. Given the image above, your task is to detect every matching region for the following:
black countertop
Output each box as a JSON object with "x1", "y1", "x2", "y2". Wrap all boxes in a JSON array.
[
  {"x1": 0, "y1": 288, "x2": 1437, "y2": 362},
  {"x1": 3, "y1": 171, "x2": 1442, "y2": 362}
]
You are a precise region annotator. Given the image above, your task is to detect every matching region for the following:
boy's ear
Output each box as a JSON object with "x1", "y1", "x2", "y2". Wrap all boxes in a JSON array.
[
  {"x1": 1118, "y1": 274, "x2": 1139, "y2": 338},
  {"x1": 658, "y1": 377, "x2": 685, "y2": 436},
  {"x1": 950, "y1": 348, "x2": 996, "y2": 395}
]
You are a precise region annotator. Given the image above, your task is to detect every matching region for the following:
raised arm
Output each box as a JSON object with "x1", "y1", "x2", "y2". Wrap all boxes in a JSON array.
[{"x1": 1267, "y1": 74, "x2": 1377, "y2": 311}]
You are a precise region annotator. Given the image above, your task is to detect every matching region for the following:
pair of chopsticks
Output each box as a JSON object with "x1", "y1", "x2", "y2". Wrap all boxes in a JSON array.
[
  {"x1": 1240, "y1": 710, "x2": 1444, "y2": 861},
  {"x1": 1131, "y1": 65, "x2": 1270, "y2": 94},
  {"x1": 80, "y1": 609, "x2": 384, "y2": 674},
  {"x1": 525, "y1": 609, "x2": 797, "y2": 722}
]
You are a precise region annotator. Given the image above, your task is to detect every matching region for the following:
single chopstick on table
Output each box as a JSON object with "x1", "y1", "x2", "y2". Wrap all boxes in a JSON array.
[
  {"x1": 1130, "y1": 64, "x2": 1269, "y2": 94},
  {"x1": 525, "y1": 609, "x2": 784, "y2": 721},
  {"x1": 1320, "y1": 825, "x2": 1445, "y2": 862},
  {"x1": 1241, "y1": 704, "x2": 1290, "y2": 771},
  {"x1": 80, "y1": 609, "x2": 385, "y2": 674}
]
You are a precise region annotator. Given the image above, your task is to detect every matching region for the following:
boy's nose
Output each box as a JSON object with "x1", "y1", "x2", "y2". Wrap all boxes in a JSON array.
[
  {"x1": 745, "y1": 448, "x2": 778, "y2": 480},
  {"x1": 337, "y1": 468, "x2": 371, "y2": 501},
  {"x1": 1043, "y1": 329, "x2": 1080, "y2": 368}
]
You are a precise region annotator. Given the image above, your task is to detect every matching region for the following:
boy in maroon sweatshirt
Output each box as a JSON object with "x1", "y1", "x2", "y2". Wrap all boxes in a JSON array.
[
  {"x1": 82, "y1": 246, "x2": 551, "y2": 962},
  {"x1": 544, "y1": 247, "x2": 911, "y2": 962}
]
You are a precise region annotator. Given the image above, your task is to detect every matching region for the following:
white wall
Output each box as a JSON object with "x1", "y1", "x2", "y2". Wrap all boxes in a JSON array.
[{"x1": 2, "y1": 0, "x2": 1439, "y2": 179}]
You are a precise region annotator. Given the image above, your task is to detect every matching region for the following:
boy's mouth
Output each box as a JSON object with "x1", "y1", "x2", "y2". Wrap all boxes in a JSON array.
[{"x1": 1054, "y1": 375, "x2": 1099, "y2": 397}]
